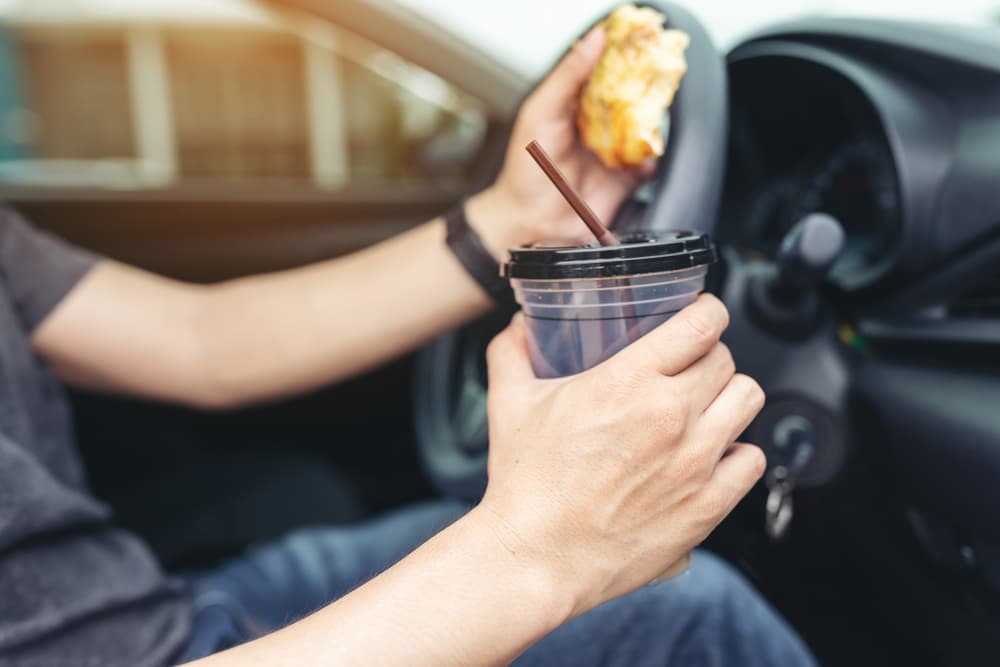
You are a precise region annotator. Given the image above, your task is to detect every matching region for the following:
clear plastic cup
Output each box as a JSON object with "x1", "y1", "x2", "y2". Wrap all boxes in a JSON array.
[
  {"x1": 503, "y1": 231, "x2": 715, "y2": 582},
  {"x1": 503, "y1": 232, "x2": 716, "y2": 379}
]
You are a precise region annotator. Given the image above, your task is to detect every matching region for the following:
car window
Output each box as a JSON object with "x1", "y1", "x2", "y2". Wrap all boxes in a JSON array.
[{"x1": 0, "y1": 1, "x2": 488, "y2": 193}]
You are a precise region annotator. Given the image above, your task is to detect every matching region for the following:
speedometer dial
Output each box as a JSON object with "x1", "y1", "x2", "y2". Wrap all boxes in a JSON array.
[{"x1": 790, "y1": 139, "x2": 901, "y2": 289}]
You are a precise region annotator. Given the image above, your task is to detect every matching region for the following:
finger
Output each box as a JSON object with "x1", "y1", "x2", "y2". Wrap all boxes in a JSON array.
[
  {"x1": 635, "y1": 158, "x2": 658, "y2": 180},
  {"x1": 698, "y1": 374, "x2": 766, "y2": 451},
  {"x1": 702, "y1": 443, "x2": 767, "y2": 519},
  {"x1": 486, "y1": 313, "x2": 538, "y2": 390},
  {"x1": 614, "y1": 294, "x2": 730, "y2": 377},
  {"x1": 577, "y1": 155, "x2": 645, "y2": 209},
  {"x1": 530, "y1": 26, "x2": 605, "y2": 112},
  {"x1": 673, "y1": 342, "x2": 735, "y2": 415}
]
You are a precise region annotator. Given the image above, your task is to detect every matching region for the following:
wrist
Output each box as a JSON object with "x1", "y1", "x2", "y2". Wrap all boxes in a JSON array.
[
  {"x1": 465, "y1": 186, "x2": 527, "y2": 262},
  {"x1": 464, "y1": 501, "x2": 583, "y2": 627}
]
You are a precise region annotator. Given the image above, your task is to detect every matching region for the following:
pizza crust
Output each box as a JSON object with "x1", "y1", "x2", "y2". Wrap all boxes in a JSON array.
[{"x1": 578, "y1": 4, "x2": 690, "y2": 168}]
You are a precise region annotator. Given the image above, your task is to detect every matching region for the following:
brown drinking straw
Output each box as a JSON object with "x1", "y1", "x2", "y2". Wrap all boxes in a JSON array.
[{"x1": 525, "y1": 140, "x2": 619, "y2": 247}]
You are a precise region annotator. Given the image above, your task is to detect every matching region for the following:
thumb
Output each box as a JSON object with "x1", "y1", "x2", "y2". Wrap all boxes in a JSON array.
[
  {"x1": 531, "y1": 26, "x2": 605, "y2": 111},
  {"x1": 487, "y1": 313, "x2": 538, "y2": 392}
]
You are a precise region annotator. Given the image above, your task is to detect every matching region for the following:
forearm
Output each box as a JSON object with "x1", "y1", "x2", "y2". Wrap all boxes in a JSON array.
[
  {"x1": 188, "y1": 505, "x2": 576, "y2": 667},
  {"x1": 32, "y1": 200, "x2": 512, "y2": 409},
  {"x1": 194, "y1": 216, "x2": 494, "y2": 407}
]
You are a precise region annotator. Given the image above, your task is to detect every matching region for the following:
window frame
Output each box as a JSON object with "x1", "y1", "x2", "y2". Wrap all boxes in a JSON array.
[{"x1": 0, "y1": 0, "x2": 527, "y2": 202}]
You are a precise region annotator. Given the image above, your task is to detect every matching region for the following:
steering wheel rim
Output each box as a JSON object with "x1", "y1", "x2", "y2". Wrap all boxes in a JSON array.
[{"x1": 414, "y1": 1, "x2": 729, "y2": 501}]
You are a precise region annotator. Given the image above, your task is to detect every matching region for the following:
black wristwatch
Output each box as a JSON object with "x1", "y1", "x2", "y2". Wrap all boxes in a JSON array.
[{"x1": 444, "y1": 201, "x2": 512, "y2": 302}]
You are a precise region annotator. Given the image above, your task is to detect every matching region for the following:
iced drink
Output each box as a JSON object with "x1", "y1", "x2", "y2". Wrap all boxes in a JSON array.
[{"x1": 503, "y1": 231, "x2": 716, "y2": 378}]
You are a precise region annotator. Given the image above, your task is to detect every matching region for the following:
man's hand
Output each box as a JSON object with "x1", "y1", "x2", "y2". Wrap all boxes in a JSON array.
[
  {"x1": 480, "y1": 294, "x2": 766, "y2": 616},
  {"x1": 466, "y1": 26, "x2": 654, "y2": 259},
  {"x1": 185, "y1": 299, "x2": 767, "y2": 667}
]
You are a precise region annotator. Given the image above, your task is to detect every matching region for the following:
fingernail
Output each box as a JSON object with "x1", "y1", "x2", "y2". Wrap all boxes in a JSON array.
[
  {"x1": 639, "y1": 157, "x2": 658, "y2": 176},
  {"x1": 576, "y1": 26, "x2": 604, "y2": 58}
]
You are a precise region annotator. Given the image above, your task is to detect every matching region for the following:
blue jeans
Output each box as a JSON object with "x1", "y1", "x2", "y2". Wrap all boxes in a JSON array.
[{"x1": 174, "y1": 500, "x2": 816, "y2": 666}]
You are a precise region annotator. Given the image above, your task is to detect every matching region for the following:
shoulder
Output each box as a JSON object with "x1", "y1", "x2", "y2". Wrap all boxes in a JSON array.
[
  {"x1": 0, "y1": 204, "x2": 102, "y2": 330},
  {"x1": 0, "y1": 204, "x2": 31, "y2": 238},
  {"x1": 1, "y1": 204, "x2": 18, "y2": 223},
  {"x1": 0, "y1": 205, "x2": 28, "y2": 253},
  {"x1": 0, "y1": 206, "x2": 54, "y2": 259}
]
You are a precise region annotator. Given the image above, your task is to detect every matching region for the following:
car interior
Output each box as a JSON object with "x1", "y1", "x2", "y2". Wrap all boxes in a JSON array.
[{"x1": 2, "y1": 1, "x2": 999, "y2": 665}]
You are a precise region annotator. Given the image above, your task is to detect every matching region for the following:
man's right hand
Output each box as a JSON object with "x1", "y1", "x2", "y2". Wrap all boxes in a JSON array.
[
  {"x1": 187, "y1": 294, "x2": 767, "y2": 667},
  {"x1": 480, "y1": 294, "x2": 766, "y2": 618}
]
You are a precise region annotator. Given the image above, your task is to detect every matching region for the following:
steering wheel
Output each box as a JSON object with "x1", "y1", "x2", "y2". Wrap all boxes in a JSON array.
[{"x1": 414, "y1": 2, "x2": 728, "y2": 501}]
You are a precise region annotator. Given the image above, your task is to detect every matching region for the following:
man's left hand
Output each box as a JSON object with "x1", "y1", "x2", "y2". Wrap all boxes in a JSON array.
[{"x1": 466, "y1": 26, "x2": 656, "y2": 260}]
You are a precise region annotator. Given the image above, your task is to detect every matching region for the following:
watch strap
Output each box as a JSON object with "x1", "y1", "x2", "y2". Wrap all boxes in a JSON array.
[{"x1": 444, "y1": 201, "x2": 512, "y2": 302}]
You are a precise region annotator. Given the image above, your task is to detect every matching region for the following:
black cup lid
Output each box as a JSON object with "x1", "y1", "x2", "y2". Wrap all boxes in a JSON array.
[{"x1": 502, "y1": 231, "x2": 716, "y2": 280}]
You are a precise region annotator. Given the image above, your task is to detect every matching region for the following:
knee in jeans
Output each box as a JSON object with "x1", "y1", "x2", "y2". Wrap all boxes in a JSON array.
[{"x1": 648, "y1": 550, "x2": 758, "y2": 618}]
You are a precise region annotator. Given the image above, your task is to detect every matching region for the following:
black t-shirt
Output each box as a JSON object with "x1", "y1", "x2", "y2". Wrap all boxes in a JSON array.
[{"x1": 0, "y1": 208, "x2": 190, "y2": 665}]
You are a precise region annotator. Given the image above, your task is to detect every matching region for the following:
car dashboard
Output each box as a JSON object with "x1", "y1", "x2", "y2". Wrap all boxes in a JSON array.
[
  {"x1": 720, "y1": 52, "x2": 902, "y2": 292},
  {"x1": 714, "y1": 16, "x2": 1000, "y2": 609},
  {"x1": 703, "y1": 22, "x2": 1000, "y2": 663},
  {"x1": 719, "y1": 19, "x2": 1000, "y2": 304}
]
